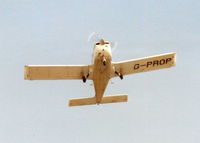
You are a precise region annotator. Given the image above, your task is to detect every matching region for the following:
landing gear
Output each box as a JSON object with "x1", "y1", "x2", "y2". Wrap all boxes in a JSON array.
[
  {"x1": 82, "y1": 73, "x2": 89, "y2": 83},
  {"x1": 119, "y1": 74, "x2": 123, "y2": 80},
  {"x1": 82, "y1": 76, "x2": 86, "y2": 83},
  {"x1": 102, "y1": 56, "x2": 106, "y2": 66},
  {"x1": 115, "y1": 71, "x2": 123, "y2": 80}
]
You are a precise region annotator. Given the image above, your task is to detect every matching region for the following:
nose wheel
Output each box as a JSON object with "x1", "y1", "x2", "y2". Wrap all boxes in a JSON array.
[{"x1": 102, "y1": 56, "x2": 106, "y2": 66}]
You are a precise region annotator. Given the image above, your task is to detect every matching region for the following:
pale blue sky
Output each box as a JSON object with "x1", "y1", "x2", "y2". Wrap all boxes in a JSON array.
[{"x1": 0, "y1": 0, "x2": 200, "y2": 143}]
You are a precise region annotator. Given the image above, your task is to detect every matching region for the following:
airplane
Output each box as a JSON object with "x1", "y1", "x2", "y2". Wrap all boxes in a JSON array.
[{"x1": 24, "y1": 39, "x2": 176, "y2": 106}]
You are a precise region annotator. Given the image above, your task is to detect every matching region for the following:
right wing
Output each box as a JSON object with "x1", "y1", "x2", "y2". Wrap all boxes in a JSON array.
[
  {"x1": 111, "y1": 52, "x2": 176, "y2": 78},
  {"x1": 24, "y1": 65, "x2": 92, "y2": 80}
]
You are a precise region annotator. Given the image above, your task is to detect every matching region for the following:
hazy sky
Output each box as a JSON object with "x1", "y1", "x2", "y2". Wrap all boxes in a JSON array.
[{"x1": 0, "y1": 0, "x2": 200, "y2": 143}]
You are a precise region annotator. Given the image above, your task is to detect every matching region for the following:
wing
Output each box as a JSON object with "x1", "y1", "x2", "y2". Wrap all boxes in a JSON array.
[
  {"x1": 111, "y1": 52, "x2": 176, "y2": 78},
  {"x1": 24, "y1": 65, "x2": 92, "y2": 80}
]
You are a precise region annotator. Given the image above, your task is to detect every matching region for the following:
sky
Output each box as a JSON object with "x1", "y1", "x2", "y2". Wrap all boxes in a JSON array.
[{"x1": 0, "y1": 0, "x2": 200, "y2": 143}]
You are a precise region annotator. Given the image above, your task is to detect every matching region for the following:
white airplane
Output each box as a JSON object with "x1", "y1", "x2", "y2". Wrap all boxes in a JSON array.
[{"x1": 24, "y1": 39, "x2": 176, "y2": 106}]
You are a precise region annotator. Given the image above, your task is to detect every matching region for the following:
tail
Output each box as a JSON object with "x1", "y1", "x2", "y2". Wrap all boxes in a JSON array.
[{"x1": 69, "y1": 95, "x2": 128, "y2": 107}]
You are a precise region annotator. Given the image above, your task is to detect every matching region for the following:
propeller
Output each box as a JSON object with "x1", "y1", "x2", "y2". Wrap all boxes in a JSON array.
[
  {"x1": 110, "y1": 41, "x2": 118, "y2": 53},
  {"x1": 87, "y1": 32, "x2": 118, "y2": 52},
  {"x1": 87, "y1": 32, "x2": 102, "y2": 45}
]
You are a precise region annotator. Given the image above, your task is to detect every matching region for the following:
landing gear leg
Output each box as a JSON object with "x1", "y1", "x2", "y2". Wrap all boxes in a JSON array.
[
  {"x1": 119, "y1": 74, "x2": 123, "y2": 80},
  {"x1": 115, "y1": 71, "x2": 123, "y2": 80},
  {"x1": 82, "y1": 73, "x2": 89, "y2": 83},
  {"x1": 82, "y1": 76, "x2": 86, "y2": 83}
]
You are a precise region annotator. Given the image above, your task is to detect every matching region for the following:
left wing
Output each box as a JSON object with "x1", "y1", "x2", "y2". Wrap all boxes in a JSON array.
[
  {"x1": 24, "y1": 65, "x2": 92, "y2": 80},
  {"x1": 111, "y1": 52, "x2": 176, "y2": 78}
]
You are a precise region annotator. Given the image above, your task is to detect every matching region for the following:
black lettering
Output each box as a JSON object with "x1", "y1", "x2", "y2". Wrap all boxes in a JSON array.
[
  {"x1": 153, "y1": 60, "x2": 159, "y2": 66},
  {"x1": 140, "y1": 64, "x2": 145, "y2": 67},
  {"x1": 146, "y1": 61, "x2": 152, "y2": 67},
  {"x1": 134, "y1": 64, "x2": 140, "y2": 70},
  {"x1": 159, "y1": 59, "x2": 165, "y2": 65},
  {"x1": 166, "y1": 58, "x2": 172, "y2": 64}
]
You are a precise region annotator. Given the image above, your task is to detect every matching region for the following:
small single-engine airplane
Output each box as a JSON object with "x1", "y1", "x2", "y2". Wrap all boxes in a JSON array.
[{"x1": 24, "y1": 39, "x2": 176, "y2": 106}]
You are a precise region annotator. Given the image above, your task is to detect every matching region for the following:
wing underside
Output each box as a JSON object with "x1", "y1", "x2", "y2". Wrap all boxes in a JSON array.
[
  {"x1": 112, "y1": 52, "x2": 176, "y2": 78},
  {"x1": 24, "y1": 65, "x2": 92, "y2": 80}
]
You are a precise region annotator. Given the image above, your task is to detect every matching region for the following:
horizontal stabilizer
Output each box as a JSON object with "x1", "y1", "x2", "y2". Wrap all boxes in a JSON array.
[
  {"x1": 69, "y1": 97, "x2": 96, "y2": 106},
  {"x1": 69, "y1": 95, "x2": 128, "y2": 107},
  {"x1": 100, "y1": 95, "x2": 128, "y2": 104}
]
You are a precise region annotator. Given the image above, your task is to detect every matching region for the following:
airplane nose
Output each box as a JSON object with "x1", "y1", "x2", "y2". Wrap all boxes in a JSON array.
[{"x1": 97, "y1": 49, "x2": 105, "y2": 55}]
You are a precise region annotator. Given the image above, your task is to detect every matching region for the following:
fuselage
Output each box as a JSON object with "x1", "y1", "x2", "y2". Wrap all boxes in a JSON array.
[{"x1": 92, "y1": 39, "x2": 112, "y2": 103}]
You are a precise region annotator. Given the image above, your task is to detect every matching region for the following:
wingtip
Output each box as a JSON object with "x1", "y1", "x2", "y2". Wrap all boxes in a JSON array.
[{"x1": 24, "y1": 65, "x2": 30, "y2": 80}]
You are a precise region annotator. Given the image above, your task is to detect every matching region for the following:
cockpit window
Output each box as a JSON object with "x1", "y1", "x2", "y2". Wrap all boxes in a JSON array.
[
  {"x1": 96, "y1": 43, "x2": 100, "y2": 45},
  {"x1": 105, "y1": 42, "x2": 109, "y2": 44}
]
